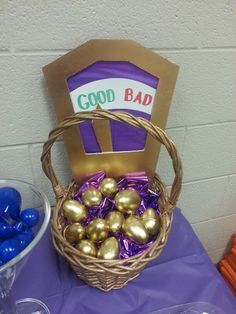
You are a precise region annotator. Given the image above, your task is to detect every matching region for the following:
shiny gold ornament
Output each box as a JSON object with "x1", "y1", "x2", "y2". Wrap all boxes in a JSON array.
[
  {"x1": 122, "y1": 216, "x2": 149, "y2": 244},
  {"x1": 86, "y1": 218, "x2": 109, "y2": 242},
  {"x1": 115, "y1": 189, "x2": 141, "y2": 214},
  {"x1": 64, "y1": 223, "x2": 85, "y2": 243},
  {"x1": 82, "y1": 188, "x2": 102, "y2": 207},
  {"x1": 63, "y1": 200, "x2": 87, "y2": 222},
  {"x1": 76, "y1": 239, "x2": 97, "y2": 257},
  {"x1": 141, "y1": 208, "x2": 160, "y2": 237},
  {"x1": 106, "y1": 211, "x2": 124, "y2": 233},
  {"x1": 99, "y1": 178, "x2": 118, "y2": 196},
  {"x1": 97, "y1": 237, "x2": 119, "y2": 260}
]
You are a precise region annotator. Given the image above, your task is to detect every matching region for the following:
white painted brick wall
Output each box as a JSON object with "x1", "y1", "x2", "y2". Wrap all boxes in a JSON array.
[{"x1": 0, "y1": 1, "x2": 236, "y2": 263}]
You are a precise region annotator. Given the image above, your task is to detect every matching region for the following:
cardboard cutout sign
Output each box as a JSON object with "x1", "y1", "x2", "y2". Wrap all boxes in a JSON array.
[{"x1": 43, "y1": 40, "x2": 178, "y2": 182}]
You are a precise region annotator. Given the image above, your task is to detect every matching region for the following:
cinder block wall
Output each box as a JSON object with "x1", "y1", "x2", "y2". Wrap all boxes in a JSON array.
[{"x1": 0, "y1": 1, "x2": 236, "y2": 263}]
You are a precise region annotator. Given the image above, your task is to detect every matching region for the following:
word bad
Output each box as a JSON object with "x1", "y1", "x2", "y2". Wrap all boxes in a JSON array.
[{"x1": 124, "y1": 88, "x2": 152, "y2": 106}]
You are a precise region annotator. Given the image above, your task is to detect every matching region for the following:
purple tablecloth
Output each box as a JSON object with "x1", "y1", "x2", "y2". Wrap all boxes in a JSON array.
[{"x1": 13, "y1": 209, "x2": 236, "y2": 313}]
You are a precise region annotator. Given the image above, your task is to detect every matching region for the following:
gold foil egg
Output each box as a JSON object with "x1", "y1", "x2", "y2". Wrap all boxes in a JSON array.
[
  {"x1": 122, "y1": 216, "x2": 149, "y2": 244},
  {"x1": 64, "y1": 223, "x2": 85, "y2": 243},
  {"x1": 86, "y1": 218, "x2": 109, "y2": 242},
  {"x1": 63, "y1": 200, "x2": 87, "y2": 222},
  {"x1": 99, "y1": 178, "x2": 118, "y2": 196},
  {"x1": 97, "y1": 237, "x2": 119, "y2": 260},
  {"x1": 115, "y1": 189, "x2": 141, "y2": 214},
  {"x1": 82, "y1": 188, "x2": 102, "y2": 207},
  {"x1": 141, "y1": 208, "x2": 160, "y2": 237},
  {"x1": 106, "y1": 211, "x2": 124, "y2": 233},
  {"x1": 76, "y1": 239, "x2": 97, "y2": 257}
]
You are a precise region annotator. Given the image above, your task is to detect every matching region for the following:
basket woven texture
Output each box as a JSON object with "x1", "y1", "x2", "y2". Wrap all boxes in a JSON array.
[{"x1": 41, "y1": 110, "x2": 182, "y2": 291}]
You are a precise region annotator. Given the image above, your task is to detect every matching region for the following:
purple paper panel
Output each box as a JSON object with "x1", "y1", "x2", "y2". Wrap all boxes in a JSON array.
[{"x1": 67, "y1": 61, "x2": 158, "y2": 91}]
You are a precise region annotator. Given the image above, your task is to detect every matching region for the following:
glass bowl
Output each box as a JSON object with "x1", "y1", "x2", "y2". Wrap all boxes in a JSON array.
[{"x1": 0, "y1": 179, "x2": 51, "y2": 314}]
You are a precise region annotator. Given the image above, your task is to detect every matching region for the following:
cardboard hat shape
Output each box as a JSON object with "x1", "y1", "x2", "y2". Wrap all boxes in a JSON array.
[{"x1": 43, "y1": 40, "x2": 178, "y2": 182}]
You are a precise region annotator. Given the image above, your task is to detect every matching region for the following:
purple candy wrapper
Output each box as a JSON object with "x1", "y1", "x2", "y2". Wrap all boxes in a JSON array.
[{"x1": 73, "y1": 171, "x2": 160, "y2": 259}]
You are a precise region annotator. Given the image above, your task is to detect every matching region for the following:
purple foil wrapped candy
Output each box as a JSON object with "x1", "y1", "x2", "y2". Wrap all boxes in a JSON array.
[
  {"x1": 117, "y1": 173, "x2": 149, "y2": 194},
  {"x1": 135, "y1": 191, "x2": 161, "y2": 216},
  {"x1": 74, "y1": 171, "x2": 106, "y2": 198},
  {"x1": 72, "y1": 171, "x2": 161, "y2": 258},
  {"x1": 118, "y1": 234, "x2": 154, "y2": 259},
  {"x1": 82, "y1": 198, "x2": 115, "y2": 227}
]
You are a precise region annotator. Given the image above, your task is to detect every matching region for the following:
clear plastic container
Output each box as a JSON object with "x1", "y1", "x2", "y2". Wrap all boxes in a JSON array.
[{"x1": 0, "y1": 179, "x2": 51, "y2": 314}]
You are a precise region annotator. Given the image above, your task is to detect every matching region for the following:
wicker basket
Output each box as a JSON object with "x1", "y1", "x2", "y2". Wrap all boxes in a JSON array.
[{"x1": 41, "y1": 110, "x2": 182, "y2": 292}]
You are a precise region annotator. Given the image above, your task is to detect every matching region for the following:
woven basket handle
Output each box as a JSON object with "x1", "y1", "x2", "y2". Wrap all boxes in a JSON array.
[{"x1": 41, "y1": 110, "x2": 182, "y2": 208}]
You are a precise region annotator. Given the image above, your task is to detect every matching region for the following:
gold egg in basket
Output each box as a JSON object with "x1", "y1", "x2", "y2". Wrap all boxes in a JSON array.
[
  {"x1": 99, "y1": 178, "x2": 118, "y2": 197},
  {"x1": 115, "y1": 189, "x2": 141, "y2": 214},
  {"x1": 82, "y1": 188, "x2": 102, "y2": 207},
  {"x1": 76, "y1": 239, "x2": 97, "y2": 257},
  {"x1": 122, "y1": 216, "x2": 149, "y2": 244},
  {"x1": 97, "y1": 237, "x2": 119, "y2": 260},
  {"x1": 141, "y1": 208, "x2": 160, "y2": 237},
  {"x1": 63, "y1": 200, "x2": 87, "y2": 222},
  {"x1": 64, "y1": 223, "x2": 85, "y2": 243},
  {"x1": 86, "y1": 218, "x2": 109, "y2": 242},
  {"x1": 106, "y1": 211, "x2": 124, "y2": 233}
]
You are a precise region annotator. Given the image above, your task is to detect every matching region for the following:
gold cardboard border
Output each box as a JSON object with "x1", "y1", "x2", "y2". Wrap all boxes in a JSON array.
[{"x1": 43, "y1": 40, "x2": 178, "y2": 182}]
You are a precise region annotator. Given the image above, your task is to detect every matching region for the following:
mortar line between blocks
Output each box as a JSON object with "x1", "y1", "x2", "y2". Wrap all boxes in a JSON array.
[
  {"x1": 218, "y1": 175, "x2": 231, "y2": 217},
  {"x1": 184, "y1": 121, "x2": 236, "y2": 130},
  {"x1": 166, "y1": 121, "x2": 236, "y2": 132},
  {"x1": 207, "y1": 247, "x2": 227, "y2": 254},
  {"x1": 0, "y1": 50, "x2": 69, "y2": 56},
  {"x1": 0, "y1": 46, "x2": 236, "y2": 56},
  {"x1": 180, "y1": 126, "x2": 187, "y2": 158},
  {"x1": 0, "y1": 139, "x2": 63, "y2": 149},
  {"x1": 166, "y1": 173, "x2": 236, "y2": 188},
  {"x1": 0, "y1": 144, "x2": 29, "y2": 150},
  {"x1": 27, "y1": 144, "x2": 37, "y2": 186},
  {"x1": 191, "y1": 212, "x2": 236, "y2": 226},
  {"x1": 154, "y1": 46, "x2": 236, "y2": 53}
]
